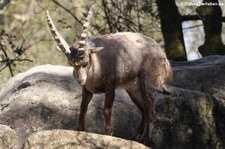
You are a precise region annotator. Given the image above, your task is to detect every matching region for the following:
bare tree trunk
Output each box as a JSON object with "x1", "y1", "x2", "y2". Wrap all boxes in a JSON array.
[
  {"x1": 196, "y1": 0, "x2": 225, "y2": 56},
  {"x1": 156, "y1": 0, "x2": 187, "y2": 61}
]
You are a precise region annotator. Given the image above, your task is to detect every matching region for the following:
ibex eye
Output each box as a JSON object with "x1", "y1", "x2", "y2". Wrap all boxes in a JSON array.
[
  {"x1": 77, "y1": 51, "x2": 85, "y2": 57},
  {"x1": 69, "y1": 47, "x2": 77, "y2": 53}
]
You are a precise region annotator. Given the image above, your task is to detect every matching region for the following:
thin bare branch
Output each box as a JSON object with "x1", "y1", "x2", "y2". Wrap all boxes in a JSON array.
[
  {"x1": 51, "y1": 0, "x2": 82, "y2": 25},
  {"x1": 0, "y1": 42, "x2": 13, "y2": 76},
  {"x1": 102, "y1": 0, "x2": 114, "y2": 33}
]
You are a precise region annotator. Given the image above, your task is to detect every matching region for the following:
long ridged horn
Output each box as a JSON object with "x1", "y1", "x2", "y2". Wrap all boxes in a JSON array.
[
  {"x1": 78, "y1": 4, "x2": 98, "y2": 53},
  {"x1": 46, "y1": 10, "x2": 71, "y2": 54}
]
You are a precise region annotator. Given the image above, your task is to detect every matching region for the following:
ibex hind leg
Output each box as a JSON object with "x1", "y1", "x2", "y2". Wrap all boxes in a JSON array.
[
  {"x1": 139, "y1": 75, "x2": 157, "y2": 143},
  {"x1": 126, "y1": 90, "x2": 145, "y2": 141},
  {"x1": 140, "y1": 92, "x2": 156, "y2": 144}
]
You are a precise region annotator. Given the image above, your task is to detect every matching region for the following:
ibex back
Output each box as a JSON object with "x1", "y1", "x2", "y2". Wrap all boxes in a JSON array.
[{"x1": 46, "y1": 4, "x2": 172, "y2": 143}]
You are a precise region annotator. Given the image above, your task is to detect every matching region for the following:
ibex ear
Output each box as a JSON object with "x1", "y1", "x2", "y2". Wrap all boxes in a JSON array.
[
  {"x1": 91, "y1": 47, "x2": 104, "y2": 53},
  {"x1": 87, "y1": 46, "x2": 104, "y2": 54}
]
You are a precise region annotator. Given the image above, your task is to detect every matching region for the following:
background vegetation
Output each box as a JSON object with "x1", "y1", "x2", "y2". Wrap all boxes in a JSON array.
[{"x1": 0, "y1": 0, "x2": 225, "y2": 89}]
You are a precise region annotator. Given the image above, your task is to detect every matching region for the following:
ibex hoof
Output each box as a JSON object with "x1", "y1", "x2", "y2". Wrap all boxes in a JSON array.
[
  {"x1": 131, "y1": 134, "x2": 141, "y2": 141},
  {"x1": 76, "y1": 126, "x2": 85, "y2": 131},
  {"x1": 140, "y1": 130, "x2": 153, "y2": 143},
  {"x1": 105, "y1": 127, "x2": 113, "y2": 136}
]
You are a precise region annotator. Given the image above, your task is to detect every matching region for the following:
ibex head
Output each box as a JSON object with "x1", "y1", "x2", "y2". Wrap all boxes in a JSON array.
[{"x1": 46, "y1": 4, "x2": 103, "y2": 85}]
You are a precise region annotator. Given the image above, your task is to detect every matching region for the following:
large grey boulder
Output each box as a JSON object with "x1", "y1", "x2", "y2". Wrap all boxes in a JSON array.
[
  {"x1": 22, "y1": 130, "x2": 149, "y2": 149},
  {"x1": 0, "y1": 55, "x2": 225, "y2": 149},
  {"x1": 0, "y1": 65, "x2": 141, "y2": 148},
  {"x1": 152, "y1": 55, "x2": 225, "y2": 149}
]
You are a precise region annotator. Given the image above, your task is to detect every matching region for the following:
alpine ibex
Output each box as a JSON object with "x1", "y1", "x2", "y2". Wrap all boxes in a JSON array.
[{"x1": 46, "y1": 4, "x2": 172, "y2": 142}]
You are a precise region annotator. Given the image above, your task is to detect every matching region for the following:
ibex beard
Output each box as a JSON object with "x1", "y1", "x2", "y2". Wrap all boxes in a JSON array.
[{"x1": 46, "y1": 4, "x2": 172, "y2": 143}]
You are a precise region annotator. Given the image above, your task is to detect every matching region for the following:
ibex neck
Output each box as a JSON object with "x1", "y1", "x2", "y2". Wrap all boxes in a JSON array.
[{"x1": 84, "y1": 54, "x2": 105, "y2": 93}]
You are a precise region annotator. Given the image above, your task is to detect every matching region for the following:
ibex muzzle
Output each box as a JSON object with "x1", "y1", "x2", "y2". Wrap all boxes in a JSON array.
[{"x1": 46, "y1": 4, "x2": 172, "y2": 143}]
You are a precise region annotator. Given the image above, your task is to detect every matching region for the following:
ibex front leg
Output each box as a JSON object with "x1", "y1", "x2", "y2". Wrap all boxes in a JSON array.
[
  {"x1": 76, "y1": 87, "x2": 93, "y2": 131},
  {"x1": 104, "y1": 85, "x2": 115, "y2": 135}
]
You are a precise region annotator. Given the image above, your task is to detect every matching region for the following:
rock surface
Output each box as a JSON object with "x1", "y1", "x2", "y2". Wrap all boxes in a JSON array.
[
  {"x1": 22, "y1": 130, "x2": 149, "y2": 149},
  {"x1": 0, "y1": 65, "x2": 141, "y2": 148},
  {"x1": 0, "y1": 124, "x2": 17, "y2": 149},
  {"x1": 152, "y1": 55, "x2": 225, "y2": 149},
  {"x1": 0, "y1": 56, "x2": 225, "y2": 149}
]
